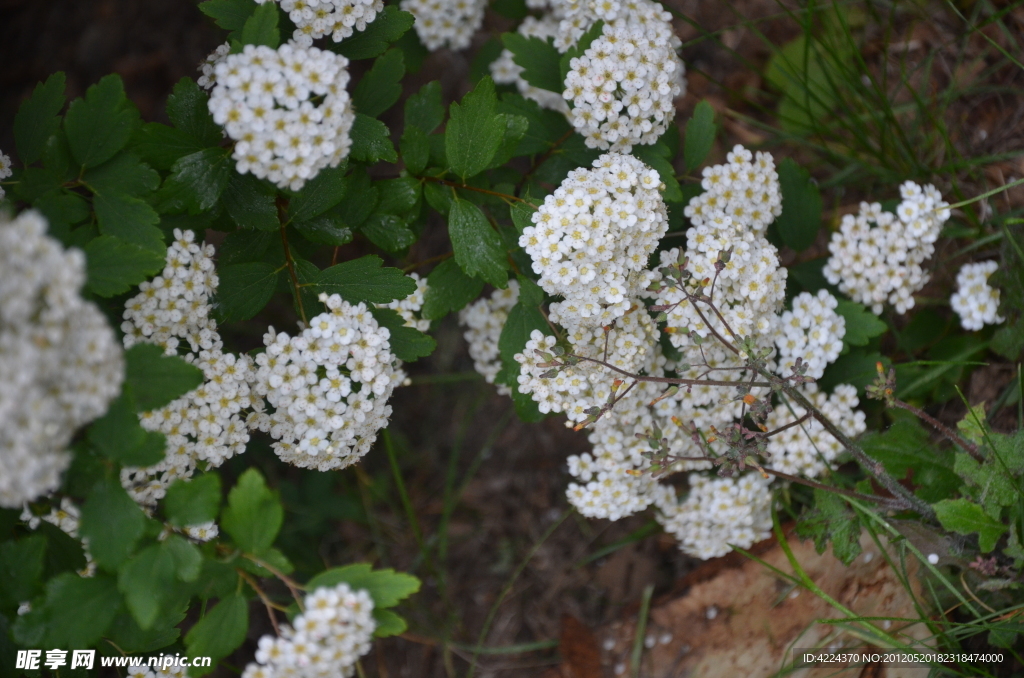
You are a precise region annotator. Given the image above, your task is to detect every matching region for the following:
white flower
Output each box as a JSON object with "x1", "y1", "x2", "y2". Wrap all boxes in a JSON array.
[
  {"x1": 208, "y1": 43, "x2": 354, "y2": 191},
  {"x1": 459, "y1": 282, "x2": 521, "y2": 394},
  {"x1": 0, "y1": 210, "x2": 123, "y2": 508},
  {"x1": 401, "y1": 0, "x2": 486, "y2": 51},
  {"x1": 951, "y1": 260, "x2": 1003, "y2": 331},
  {"x1": 773, "y1": 290, "x2": 846, "y2": 380},
  {"x1": 765, "y1": 383, "x2": 866, "y2": 478},
  {"x1": 376, "y1": 272, "x2": 430, "y2": 332}
]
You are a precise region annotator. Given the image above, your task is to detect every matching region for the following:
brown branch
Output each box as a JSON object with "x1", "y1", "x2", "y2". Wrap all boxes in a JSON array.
[
  {"x1": 890, "y1": 398, "x2": 984, "y2": 462},
  {"x1": 763, "y1": 468, "x2": 906, "y2": 510},
  {"x1": 402, "y1": 251, "x2": 453, "y2": 273},
  {"x1": 424, "y1": 176, "x2": 537, "y2": 207},
  {"x1": 243, "y1": 553, "x2": 306, "y2": 608},
  {"x1": 237, "y1": 569, "x2": 283, "y2": 635},
  {"x1": 277, "y1": 198, "x2": 307, "y2": 324}
]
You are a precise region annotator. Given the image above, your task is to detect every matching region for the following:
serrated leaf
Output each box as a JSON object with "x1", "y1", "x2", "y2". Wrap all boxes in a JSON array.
[
  {"x1": 165, "y1": 473, "x2": 223, "y2": 527},
  {"x1": 316, "y1": 255, "x2": 416, "y2": 303},
  {"x1": 164, "y1": 535, "x2": 203, "y2": 582},
  {"x1": 370, "y1": 308, "x2": 436, "y2": 361},
  {"x1": 861, "y1": 412, "x2": 959, "y2": 503},
  {"x1": 954, "y1": 452, "x2": 1016, "y2": 519},
  {"x1": 241, "y1": 2, "x2": 279, "y2": 47},
  {"x1": 496, "y1": 93, "x2": 571, "y2": 157},
  {"x1": 0, "y1": 536, "x2": 46, "y2": 608},
  {"x1": 289, "y1": 164, "x2": 347, "y2": 222},
  {"x1": 353, "y1": 49, "x2": 405, "y2": 117},
  {"x1": 14, "y1": 72, "x2": 66, "y2": 165},
  {"x1": 373, "y1": 608, "x2": 408, "y2": 637},
  {"x1": 775, "y1": 157, "x2": 822, "y2": 251},
  {"x1": 449, "y1": 197, "x2": 508, "y2": 288},
  {"x1": 224, "y1": 173, "x2": 279, "y2": 231},
  {"x1": 80, "y1": 478, "x2": 149, "y2": 571},
  {"x1": 125, "y1": 343, "x2": 205, "y2": 411},
  {"x1": 84, "y1": 152, "x2": 160, "y2": 197},
  {"x1": 332, "y1": 6, "x2": 414, "y2": 60},
  {"x1": 64, "y1": 74, "x2": 138, "y2": 169},
  {"x1": 405, "y1": 80, "x2": 444, "y2": 134},
  {"x1": 794, "y1": 489, "x2": 862, "y2": 565},
  {"x1": 835, "y1": 299, "x2": 887, "y2": 347},
  {"x1": 84, "y1": 235, "x2": 166, "y2": 297},
  {"x1": 446, "y1": 77, "x2": 505, "y2": 180},
  {"x1": 306, "y1": 563, "x2": 421, "y2": 608},
  {"x1": 165, "y1": 147, "x2": 233, "y2": 213},
  {"x1": 216, "y1": 261, "x2": 281, "y2": 322},
  {"x1": 293, "y1": 215, "x2": 353, "y2": 246},
  {"x1": 41, "y1": 573, "x2": 122, "y2": 648},
  {"x1": 166, "y1": 78, "x2": 222, "y2": 146},
  {"x1": 423, "y1": 258, "x2": 484, "y2": 319},
  {"x1": 683, "y1": 100, "x2": 716, "y2": 173},
  {"x1": 198, "y1": 0, "x2": 256, "y2": 30},
  {"x1": 221, "y1": 468, "x2": 283, "y2": 555},
  {"x1": 361, "y1": 213, "x2": 417, "y2": 252},
  {"x1": 502, "y1": 33, "x2": 563, "y2": 93},
  {"x1": 934, "y1": 498, "x2": 1007, "y2": 553},
  {"x1": 350, "y1": 113, "x2": 397, "y2": 164},
  {"x1": 400, "y1": 125, "x2": 430, "y2": 175},
  {"x1": 489, "y1": 113, "x2": 530, "y2": 168},
  {"x1": 94, "y1": 192, "x2": 165, "y2": 253},
  {"x1": 132, "y1": 122, "x2": 206, "y2": 171},
  {"x1": 185, "y1": 593, "x2": 249, "y2": 673},
  {"x1": 118, "y1": 544, "x2": 177, "y2": 630}
]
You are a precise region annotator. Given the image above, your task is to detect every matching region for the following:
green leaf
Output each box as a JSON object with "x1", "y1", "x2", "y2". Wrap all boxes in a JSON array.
[
  {"x1": 794, "y1": 489, "x2": 862, "y2": 565},
  {"x1": 184, "y1": 593, "x2": 249, "y2": 672},
  {"x1": 353, "y1": 49, "x2": 405, "y2": 117},
  {"x1": 293, "y1": 215, "x2": 353, "y2": 246},
  {"x1": 118, "y1": 544, "x2": 177, "y2": 629},
  {"x1": 41, "y1": 573, "x2": 122, "y2": 647},
  {"x1": 370, "y1": 308, "x2": 437, "y2": 361},
  {"x1": 350, "y1": 113, "x2": 397, "y2": 164},
  {"x1": 954, "y1": 452, "x2": 1016, "y2": 520},
  {"x1": 241, "y1": 2, "x2": 280, "y2": 47},
  {"x1": 0, "y1": 536, "x2": 46, "y2": 608},
  {"x1": 85, "y1": 235, "x2": 166, "y2": 297},
  {"x1": 496, "y1": 93, "x2": 571, "y2": 157},
  {"x1": 64, "y1": 74, "x2": 138, "y2": 169},
  {"x1": 423, "y1": 258, "x2": 484, "y2": 320},
  {"x1": 166, "y1": 78, "x2": 222, "y2": 146},
  {"x1": 316, "y1": 255, "x2": 417, "y2": 304},
  {"x1": 683, "y1": 100, "x2": 716, "y2": 173},
  {"x1": 400, "y1": 125, "x2": 430, "y2": 175},
  {"x1": 934, "y1": 498, "x2": 1008, "y2": 553},
  {"x1": 361, "y1": 214, "x2": 417, "y2": 252},
  {"x1": 405, "y1": 80, "x2": 444, "y2": 134},
  {"x1": 489, "y1": 113, "x2": 531, "y2": 168},
  {"x1": 165, "y1": 473, "x2": 223, "y2": 527},
  {"x1": 332, "y1": 6, "x2": 415, "y2": 60},
  {"x1": 289, "y1": 164, "x2": 348, "y2": 222},
  {"x1": 224, "y1": 173, "x2": 279, "y2": 231},
  {"x1": 93, "y1": 192, "x2": 165, "y2": 253},
  {"x1": 492, "y1": 0, "x2": 527, "y2": 19},
  {"x1": 446, "y1": 77, "x2": 505, "y2": 180},
  {"x1": 835, "y1": 300, "x2": 887, "y2": 348},
  {"x1": 33, "y1": 190, "x2": 90, "y2": 237},
  {"x1": 496, "y1": 289, "x2": 550, "y2": 387},
  {"x1": 216, "y1": 262, "x2": 281, "y2": 322},
  {"x1": 221, "y1": 468, "x2": 283, "y2": 555},
  {"x1": 87, "y1": 386, "x2": 167, "y2": 467},
  {"x1": 80, "y1": 478, "x2": 149, "y2": 571},
  {"x1": 373, "y1": 608, "x2": 408, "y2": 637},
  {"x1": 165, "y1": 148, "x2": 234, "y2": 214},
  {"x1": 861, "y1": 412, "x2": 959, "y2": 503},
  {"x1": 198, "y1": 0, "x2": 256, "y2": 30},
  {"x1": 125, "y1": 343, "x2": 205, "y2": 411},
  {"x1": 132, "y1": 122, "x2": 206, "y2": 171},
  {"x1": 775, "y1": 157, "x2": 822, "y2": 251},
  {"x1": 817, "y1": 348, "x2": 887, "y2": 394},
  {"x1": 306, "y1": 563, "x2": 421, "y2": 608},
  {"x1": 449, "y1": 197, "x2": 508, "y2": 288},
  {"x1": 502, "y1": 33, "x2": 563, "y2": 93},
  {"x1": 84, "y1": 152, "x2": 160, "y2": 197},
  {"x1": 14, "y1": 72, "x2": 66, "y2": 165},
  {"x1": 164, "y1": 535, "x2": 204, "y2": 583}
]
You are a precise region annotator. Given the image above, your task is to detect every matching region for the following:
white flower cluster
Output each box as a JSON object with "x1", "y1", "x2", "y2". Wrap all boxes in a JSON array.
[
  {"x1": 951, "y1": 261, "x2": 1004, "y2": 331},
  {"x1": 256, "y1": 0, "x2": 385, "y2": 46},
  {"x1": 250, "y1": 294, "x2": 401, "y2": 470},
  {"x1": 120, "y1": 230, "x2": 257, "y2": 506},
  {"x1": 197, "y1": 43, "x2": 231, "y2": 89},
  {"x1": 0, "y1": 150, "x2": 12, "y2": 200},
  {"x1": 654, "y1": 146, "x2": 786, "y2": 355},
  {"x1": 0, "y1": 211, "x2": 123, "y2": 508},
  {"x1": 653, "y1": 473, "x2": 773, "y2": 560},
  {"x1": 459, "y1": 281, "x2": 520, "y2": 394},
  {"x1": 773, "y1": 290, "x2": 845, "y2": 380},
  {"x1": 553, "y1": 0, "x2": 680, "y2": 53},
  {"x1": 765, "y1": 383, "x2": 865, "y2": 479},
  {"x1": 515, "y1": 307, "x2": 659, "y2": 422},
  {"x1": 521, "y1": 152, "x2": 667, "y2": 327},
  {"x1": 128, "y1": 665, "x2": 187, "y2": 678},
  {"x1": 208, "y1": 43, "x2": 354, "y2": 191},
  {"x1": 377, "y1": 272, "x2": 429, "y2": 332},
  {"x1": 563, "y1": 22, "x2": 684, "y2": 151},
  {"x1": 490, "y1": 16, "x2": 569, "y2": 114},
  {"x1": 824, "y1": 181, "x2": 950, "y2": 314},
  {"x1": 21, "y1": 498, "x2": 97, "y2": 577},
  {"x1": 400, "y1": 0, "x2": 485, "y2": 50},
  {"x1": 242, "y1": 583, "x2": 375, "y2": 678}
]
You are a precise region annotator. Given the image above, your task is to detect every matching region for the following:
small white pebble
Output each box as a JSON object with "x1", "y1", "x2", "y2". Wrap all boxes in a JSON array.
[
  {"x1": 882, "y1": 620, "x2": 892, "y2": 630},
  {"x1": 615, "y1": 662, "x2": 626, "y2": 675},
  {"x1": 863, "y1": 552, "x2": 874, "y2": 563},
  {"x1": 659, "y1": 632, "x2": 672, "y2": 645},
  {"x1": 789, "y1": 589, "x2": 800, "y2": 599},
  {"x1": 602, "y1": 637, "x2": 616, "y2": 651},
  {"x1": 705, "y1": 605, "x2": 718, "y2": 620},
  {"x1": 927, "y1": 553, "x2": 939, "y2": 565},
  {"x1": 644, "y1": 634, "x2": 656, "y2": 648}
]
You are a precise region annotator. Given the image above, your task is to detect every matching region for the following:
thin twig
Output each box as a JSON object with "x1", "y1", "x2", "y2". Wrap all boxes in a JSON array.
[
  {"x1": 424, "y1": 176, "x2": 537, "y2": 207},
  {"x1": 237, "y1": 569, "x2": 282, "y2": 635},
  {"x1": 890, "y1": 398, "x2": 984, "y2": 462},
  {"x1": 277, "y1": 198, "x2": 307, "y2": 324},
  {"x1": 569, "y1": 353, "x2": 770, "y2": 388}
]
